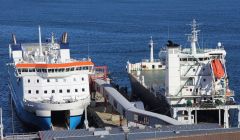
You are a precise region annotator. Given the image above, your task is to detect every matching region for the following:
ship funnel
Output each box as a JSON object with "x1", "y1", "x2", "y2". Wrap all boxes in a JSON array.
[
  {"x1": 61, "y1": 32, "x2": 68, "y2": 44},
  {"x1": 12, "y1": 34, "x2": 17, "y2": 45}
]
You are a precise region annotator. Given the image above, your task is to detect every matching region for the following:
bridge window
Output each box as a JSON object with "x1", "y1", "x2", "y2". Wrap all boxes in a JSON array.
[
  {"x1": 82, "y1": 77, "x2": 84, "y2": 81},
  {"x1": 52, "y1": 90, "x2": 55, "y2": 93},
  {"x1": 44, "y1": 90, "x2": 47, "y2": 94},
  {"x1": 36, "y1": 90, "x2": 39, "y2": 94},
  {"x1": 28, "y1": 79, "x2": 30, "y2": 83},
  {"x1": 28, "y1": 90, "x2": 31, "y2": 94},
  {"x1": 82, "y1": 88, "x2": 85, "y2": 92},
  {"x1": 59, "y1": 89, "x2": 62, "y2": 93},
  {"x1": 67, "y1": 89, "x2": 70, "y2": 93},
  {"x1": 75, "y1": 89, "x2": 78, "y2": 92},
  {"x1": 22, "y1": 69, "x2": 28, "y2": 72},
  {"x1": 47, "y1": 79, "x2": 50, "y2": 82},
  {"x1": 37, "y1": 79, "x2": 39, "y2": 83}
]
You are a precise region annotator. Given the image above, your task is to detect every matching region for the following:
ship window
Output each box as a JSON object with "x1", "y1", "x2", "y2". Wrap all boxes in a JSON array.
[
  {"x1": 203, "y1": 68, "x2": 205, "y2": 71},
  {"x1": 47, "y1": 79, "x2": 50, "y2": 82},
  {"x1": 66, "y1": 68, "x2": 70, "y2": 72},
  {"x1": 55, "y1": 79, "x2": 58, "y2": 82},
  {"x1": 158, "y1": 65, "x2": 162, "y2": 68},
  {"x1": 36, "y1": 90, "x2": 39, "y2": 94},
  {"x1": 28, "y1": 90, "x2": 31, "y2": 94},
  {"x1": 184, "y1": 117, "x2": 188, "y2": 120},
  {"x1": 28, "y1": 79, "x2": 30, "y2": 83},
  {"x1": 67, "y1": 89, "x2": 70, "y2": 93},
  {"x1": 70, "y1": 67, "x2": 74, "y2": 71},
  {"x1": 63, "y1": 79, "x2": 66, "y2": 82},
  {"x1": 36, "y1": 69, "x2": 41, "y2": 72},
  {"x1": 37, "y1": 79, "x2": 39, "y2": 83},
  {"x1": 42, "y1": 69, "x2": 47, "y2": 73},
  {"x1": 82, "y1": 77, "x2": 84, "y2": 81},
  {"x1": 190, "y1": 89, "x2": 192, "y2": 92},
  {"x1": 17, "y1": 69, "x2": 21, "y2": 73},
  {"x1": 193, "y1": 69, "x2": 195, "y2": 72},
  {"x1": 152, "y1": 65, "x2": 155, "y2": 69},
  {"x1": 29, "y1": 69, "x2": 33, "y2": 72},
  {"x1": 75, "y1": 89, "x2": 78, "y2": 92},
  {"x1": 44, "y1": 90, "x2": 47, "y2": 94},
  {"x1": 52, "y1": 90, "x2": 55, "y2": 93},
  {"x1": 203, "y1": 79, "x2": 206, "y2": 82},
  {"x1": 82, "y1": 88, "x2": 85, "y2": 92},
  {"x1": 22, "y1": 69, "x2": 28, "y2": 72},
  {"x1": 76, "y1": 67, "x2": 82, "y2": 70},
  {"x1": 59, "y1": 89, "x2": 62, "y2": 93},
  {"x1": 55, "y1": 69, "x2": 58, "y2": 72},
  {"x1": 83, "y1": 67, "x2": 88, "y2": 70},
  {"x1": 73, "y1": 78, "x2": 76, "y2": 81}
]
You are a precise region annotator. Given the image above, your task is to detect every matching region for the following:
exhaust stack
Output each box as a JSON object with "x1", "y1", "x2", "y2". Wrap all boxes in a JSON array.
[
  {"x1": 12, "y1": 34, "x2": 17, "y2": 45},
  {"x1": 61, "y1": 32, "x2": 68, "y2": 44}
]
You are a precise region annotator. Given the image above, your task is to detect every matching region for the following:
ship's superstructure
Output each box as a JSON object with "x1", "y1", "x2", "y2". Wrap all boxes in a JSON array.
[
  {"x1": 127, "y1": 20, "x2": 239, "y2": 127},
  {"x1": 8, "y1": 27, "x2": 93, "y2": 130}
]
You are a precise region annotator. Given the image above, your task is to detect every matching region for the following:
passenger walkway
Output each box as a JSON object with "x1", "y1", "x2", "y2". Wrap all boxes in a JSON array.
[{"x1": 93, "y1": 79, "x2": 182, "y2": 126}]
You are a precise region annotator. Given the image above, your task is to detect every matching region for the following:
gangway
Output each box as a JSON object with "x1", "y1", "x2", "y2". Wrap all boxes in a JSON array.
[{"x1": 93, "y1": 79, "x2": 182, "y2": 126}]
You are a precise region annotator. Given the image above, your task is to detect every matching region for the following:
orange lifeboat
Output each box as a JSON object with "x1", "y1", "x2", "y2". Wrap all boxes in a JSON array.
[{"x1": 211, "y1": 59, "x2": 225, "y2": 79}]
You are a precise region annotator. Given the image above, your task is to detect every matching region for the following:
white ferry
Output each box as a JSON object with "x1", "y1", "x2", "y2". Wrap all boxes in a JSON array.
[{"x1": 8, "y1": 27, "x2": 93, "y2": 130}]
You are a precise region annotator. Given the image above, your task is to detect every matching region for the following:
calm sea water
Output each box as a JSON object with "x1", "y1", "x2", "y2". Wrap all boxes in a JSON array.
[{"x1": 0, "y1": 0, "x2": 240, "y2": 134}]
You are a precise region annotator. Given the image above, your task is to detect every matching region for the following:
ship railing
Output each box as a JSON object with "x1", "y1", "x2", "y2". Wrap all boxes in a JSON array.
[{"x1": 5, "y1": 132, "x2": 39, "y2": 139}]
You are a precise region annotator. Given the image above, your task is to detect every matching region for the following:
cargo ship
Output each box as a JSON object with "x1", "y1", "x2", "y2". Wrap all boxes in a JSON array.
[
  {"x1": 127, "y1": 20, "x2": 237, "y2": 126},
  {"x1": 8, "y1": 27, "x2": 94, "y2": 130}
]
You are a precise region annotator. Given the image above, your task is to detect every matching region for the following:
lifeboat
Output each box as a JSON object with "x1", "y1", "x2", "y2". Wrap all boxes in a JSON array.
[{"x1": 211, "y1": 59, "x2": 225, "y2": 79}]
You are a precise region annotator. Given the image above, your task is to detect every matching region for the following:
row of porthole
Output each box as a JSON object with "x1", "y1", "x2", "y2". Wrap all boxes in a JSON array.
[
  {"x1": 27, "y1": 77, "x2": 85, "y2": 83},
  {"x1": 27, "y1": 88, "x2": 85, "y2": 94}
]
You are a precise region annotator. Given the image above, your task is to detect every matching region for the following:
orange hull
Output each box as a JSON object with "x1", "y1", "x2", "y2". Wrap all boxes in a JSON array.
[{"x1": 211, "y1": 59, "x2": 225, "y2": 79}]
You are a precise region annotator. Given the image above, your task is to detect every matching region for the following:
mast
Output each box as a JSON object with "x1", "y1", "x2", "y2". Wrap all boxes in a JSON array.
[
  {"x1": 38, "y1": 26, "x2": 43, "y2": 57},
  {"x1": 149, "y1": 36, "x2": 154, "y2": 62},
  {"x1": 188, "y1": 19, "x2": 200, "y2": 55}
]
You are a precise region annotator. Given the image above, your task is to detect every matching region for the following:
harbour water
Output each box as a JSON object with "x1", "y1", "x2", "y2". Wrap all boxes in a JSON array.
[{"x1": 0, "y1": 0, "x2": 240, "y2": 134}]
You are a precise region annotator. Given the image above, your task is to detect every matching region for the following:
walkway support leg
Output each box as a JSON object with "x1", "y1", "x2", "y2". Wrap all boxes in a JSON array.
[
  {"x1": 224, "y1": 108, "x2": 229, "y2": 128},
  {"x1": 219, "y1": 109, "x2": 221, "y2": 126},
  {"x1": 238, "y1": 108, "x2": 240, "y2": 128},
  {"x1": 188, "y1": 110, "x2": 192, "y2": 124},
  {"x1": 195, "y1": 110, "x2": 197, "y2": 124}
]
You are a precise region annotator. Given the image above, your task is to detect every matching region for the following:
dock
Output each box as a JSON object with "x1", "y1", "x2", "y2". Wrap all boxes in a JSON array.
[{"x1": 4, "y1": 124, "x2": 240, "y2": 140}]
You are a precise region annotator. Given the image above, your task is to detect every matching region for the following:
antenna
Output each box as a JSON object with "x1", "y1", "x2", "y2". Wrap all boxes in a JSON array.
[{"x1": 38, "y1": 25, "x2": 43, "y2": 56}]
